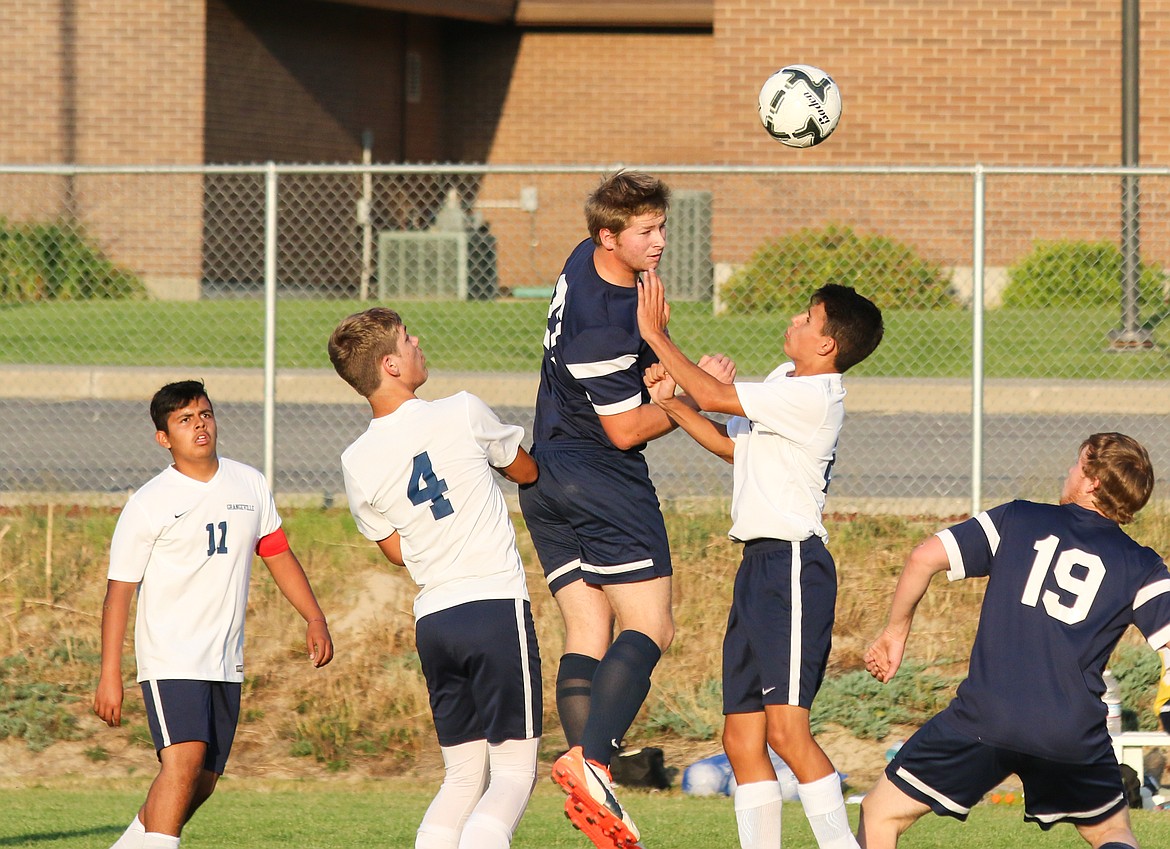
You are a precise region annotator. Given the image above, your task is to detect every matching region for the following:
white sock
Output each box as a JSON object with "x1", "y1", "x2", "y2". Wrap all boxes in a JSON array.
[
  {"x1": 141, "y1": 834, "x2": 180, "y2": 849},
  {"x1": 456, "y1": 737, "x2": 540, "y2": 848},
  {"x1": 457, "y1": 813, "x2": 512, "y2": 849},
  {"x1": 109, "y1": 814, "x2": 146, "y2": 849},
  {"x1": 417, "y1": 739, "x2": 490, "y2": 849},
  {"x1": 734, "y1": 780, "x2": 783, "y2": 849},
  {"x1": 798, "y1": 772, "x2": 858, "y2": 849},
  {"x1": 416, "y1": 823, "x2": 460, "y2": 849}
]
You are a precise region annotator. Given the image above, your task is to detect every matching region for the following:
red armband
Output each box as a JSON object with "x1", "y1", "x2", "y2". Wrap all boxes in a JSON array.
[{"x1": 256, "y1": 528, "x2": 290, "y2": 557}]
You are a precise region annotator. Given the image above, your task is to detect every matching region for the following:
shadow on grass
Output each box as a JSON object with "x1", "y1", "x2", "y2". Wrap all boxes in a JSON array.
[{"x1": 0, "y1": 825, "x2": 119, "y2": 846}]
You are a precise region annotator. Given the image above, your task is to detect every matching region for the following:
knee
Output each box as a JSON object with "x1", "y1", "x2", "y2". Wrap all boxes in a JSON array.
[
  {"x1": 651, "y1": 620, "x2": 675, "y2": 652},
  {"x1": 765, "y1": 723, "x2": 815, "y2": 760},
  {"x1": 193, "y1": 771, "x2": 219, "y2": 804},
  {"x1": 722, "y1": 724, "x2": 757, "y2": 760},
  {"x1": 491, "y1": 763, "x2": 538, "y2": 799}
]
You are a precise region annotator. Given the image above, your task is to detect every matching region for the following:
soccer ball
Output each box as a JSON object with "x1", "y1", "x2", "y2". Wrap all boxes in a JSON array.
[{"x1": 757, "y1": 64, "x2": 842, "y2": 148}]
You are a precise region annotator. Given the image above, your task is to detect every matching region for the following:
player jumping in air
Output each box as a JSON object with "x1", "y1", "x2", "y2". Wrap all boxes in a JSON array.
[
  {"x1": 520, "y1": 170, "x2": 734, "y2": 848},
  {"x1": 861, "y1": 432, "x2": 1170, "y2": 849},
  {"x1": 637, "y1": 274, "x2": 883, "y2": 849}
]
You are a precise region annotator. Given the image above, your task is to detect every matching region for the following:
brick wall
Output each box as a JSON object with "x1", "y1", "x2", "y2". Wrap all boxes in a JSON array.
[
  {"x1": 0, "y1": 1, "x2": 206, "y2": 298},
  {"x1": 204, "y1": 0, "x2": 445, "y2": 164},
  {"x1": 462, "y1": 28, "x2": 715, "y2": 163},
  {"x1": 713, "y1": 0, "x2": 1158, "y2": 167},
  {"x1": 4, "y1": 1, "x2": 1169, "y2": 299},
  {"x1": 705, "y1": 1, "x2": 1170, "y2": 276}
]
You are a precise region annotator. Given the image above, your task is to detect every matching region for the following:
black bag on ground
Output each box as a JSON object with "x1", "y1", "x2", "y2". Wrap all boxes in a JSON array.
[
  {"x1": 610, "y1": 747, "x2": 673, "y2": 790},
  {"x1": 1120, "y1": 763, "x2": 1142, "y2": 809}
]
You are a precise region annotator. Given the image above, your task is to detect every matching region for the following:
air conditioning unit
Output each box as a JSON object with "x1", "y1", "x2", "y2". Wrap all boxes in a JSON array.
[
  {"x1": 376, "y1": 231, "x2": 469, "y2": 300},
  {"x1": 658, "y1": 190, "x2": 713, "y2": 301}
]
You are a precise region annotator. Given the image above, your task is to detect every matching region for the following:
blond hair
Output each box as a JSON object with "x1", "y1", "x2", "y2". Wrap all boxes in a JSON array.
[
  {"x1": 584, "y1": 170, "x2": 670, "y2": 245},
  {"x1": 327, "y1": 307, "x2": 404, "y2": 397},
  {"x1": 1081, "y1": 432, "x2": 1154, "y2": 524}
]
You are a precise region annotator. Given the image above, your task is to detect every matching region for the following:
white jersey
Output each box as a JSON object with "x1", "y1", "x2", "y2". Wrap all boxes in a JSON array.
[
  {"x1": 341, "y1": 392, "x2": 529, "y2": 620},
  {"x1": 108, "y1": 457, "x2": 281, "y2": 683},
  {"x1": 726, "y1": 362, "x2": 845, "y2": 544}
]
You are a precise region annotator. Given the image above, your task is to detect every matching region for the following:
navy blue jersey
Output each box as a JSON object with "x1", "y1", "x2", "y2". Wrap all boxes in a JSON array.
[
  {"x1": 532, "y1": 239, "x2": 659, "y2": 450},
  {"x1": 937, "y1": 500, "x2": 1170, "y2": 762}
]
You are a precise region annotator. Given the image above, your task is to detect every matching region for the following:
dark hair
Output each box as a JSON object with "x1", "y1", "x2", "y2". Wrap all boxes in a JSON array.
[
  {"x1": 584, "y1": 170, "x2": 671, "y2": 245},
  {"x1": 150, "y1": 380, "x2": 211, "y2": 432},
  {"x1": 328, "y1": 307, "x2": 405, "y2": 397},
  {"x1": 812, "y1": 284, "x2": 884, "y2": 372},
  {"x1": 1081, "y1": 432, "x2": 1154, "y2": 524}
]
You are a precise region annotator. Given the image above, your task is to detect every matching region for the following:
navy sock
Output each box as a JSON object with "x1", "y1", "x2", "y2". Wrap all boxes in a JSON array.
[
  {"x1": 581, "y1": 630, "x2": 662, "y2": 767},
  {"x1": 1097, "y1": 843, "x2": 1138, "y2": 849},
  {"x1": 556, "y1": 653, "x2": 600, "y2": 749}
]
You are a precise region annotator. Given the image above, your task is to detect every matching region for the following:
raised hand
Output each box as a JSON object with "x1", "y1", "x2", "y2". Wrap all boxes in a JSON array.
[
  {"x1": 698, "y1": 353, "x2": 736, "y2": 384},
  {"x1": 643, "y1": 363, "x2": 678, "y2": 405},
  {"x1": 636, "y1": 270, "x2": 670, "y2": 341}
]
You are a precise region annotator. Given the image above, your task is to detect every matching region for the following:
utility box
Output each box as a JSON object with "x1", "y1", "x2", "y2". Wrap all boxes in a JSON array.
[
  {"x1": 376, "y1": 231, "x2": 469, "y2": 300},
  {"x1": 658, "y1": 190, "x2": 713, "y2": 301}
]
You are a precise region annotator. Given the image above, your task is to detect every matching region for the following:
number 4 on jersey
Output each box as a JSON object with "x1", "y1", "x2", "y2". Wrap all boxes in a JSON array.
[{"x1": 408, "y1": 452, "x2": 454, "y2": 519}]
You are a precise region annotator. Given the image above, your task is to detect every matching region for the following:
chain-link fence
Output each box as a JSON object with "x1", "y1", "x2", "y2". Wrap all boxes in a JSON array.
[{"x1": 2, "y1": 163, "x2": 1169, "y2": 514}]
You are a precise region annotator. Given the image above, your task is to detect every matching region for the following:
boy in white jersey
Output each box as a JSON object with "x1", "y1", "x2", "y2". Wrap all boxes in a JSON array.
[
  {"x1": 637, "y1": 275, "x2": 883, "y2": 849},
  {"x1": 94, "y1": 380, "x2": 334, "y2": 849},
  {"x1": 329, "y1": 307, "x2": 542, "y2": 849}
]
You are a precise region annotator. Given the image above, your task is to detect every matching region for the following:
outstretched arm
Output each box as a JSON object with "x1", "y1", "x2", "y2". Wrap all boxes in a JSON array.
[
  {"x1": 94, "y1": 579, "x2": 137, "y2": 727},
  {"x1": 637, "y1": 271, "x2": 745, "y2": 417},
  {"x1": 598, "y1": 402, "x2": 677, "y2": 451},
  {"x1": 645, "y1": 364, "x2": 734, "y2": 463},
  {"x1": 598, "y1": 360, "x2": 735, "y2": 450},
  {"x1": 864, "y1": 535, "x2": 951, "y2": 683},
  {"x1": 263, "y1": 547, "x2": 334, "y2": 668}
]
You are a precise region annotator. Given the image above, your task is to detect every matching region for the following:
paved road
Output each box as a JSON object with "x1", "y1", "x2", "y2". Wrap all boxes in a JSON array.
[{"x1": 4, "y1": 398, "x2": 1167, "y2": 512}]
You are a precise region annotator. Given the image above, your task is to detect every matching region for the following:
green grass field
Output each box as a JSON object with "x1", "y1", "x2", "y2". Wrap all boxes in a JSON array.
[
  {"x1": 7, "y1": 778, "x2": 1170, "y2": 848},
  {"x1": 3, "y1": 298, "x2": 1168, "y2": 378}
]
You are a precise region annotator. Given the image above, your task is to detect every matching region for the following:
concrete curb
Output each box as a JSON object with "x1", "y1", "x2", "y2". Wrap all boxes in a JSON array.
[{"x1": 3, "y1": 365, "x2": 1168, "y2": 415}]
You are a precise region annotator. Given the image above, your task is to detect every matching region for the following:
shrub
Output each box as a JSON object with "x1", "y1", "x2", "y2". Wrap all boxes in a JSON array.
[
  {"x1": 719, "y1": 225, "x2": 953, "y2": 315},
  {"x1": 0, "y1": 665, "x2": 84, "y2": 752},
  {"x1": 811, "y1": 662, "x2": 959, "y2": 739},
  {"x1": 1003, "y1": 240, "x2": 1167, "y2": 308},
  {"x1": 1110, "y1": 641, "x2": 1164, "y2": 732},
  {"x1": 0, "y1": 219, "x2": 145, "y2": 302}
]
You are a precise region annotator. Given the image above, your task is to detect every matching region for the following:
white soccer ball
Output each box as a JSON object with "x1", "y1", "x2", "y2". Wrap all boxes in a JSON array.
[{"x1": 757, "y1": 64, "x2": 842, "y2": 148}]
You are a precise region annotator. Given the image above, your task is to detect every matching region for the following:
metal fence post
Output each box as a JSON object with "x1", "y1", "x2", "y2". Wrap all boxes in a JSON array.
[
  {"x1": 971, "y1": 164, "x2": 985, "y2": 516},
  {"x1": 264, "y1": 161, "x2": 278, "y2": 489}
]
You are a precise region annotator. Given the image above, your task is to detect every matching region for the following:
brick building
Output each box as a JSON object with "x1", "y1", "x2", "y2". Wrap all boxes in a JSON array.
[{"x1": 1, "y1": 0, "x2": 1166, "y2": 295}]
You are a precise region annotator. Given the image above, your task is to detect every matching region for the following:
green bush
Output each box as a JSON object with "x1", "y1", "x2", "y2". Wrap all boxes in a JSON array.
[
  {"x1": 1110, "y1": 641, "x2": 1164, "y2": 732},
  {"x1": 0, "y1": 657, "x2": 84, "y2": 752},
  {"x1": 1003, "y1": 240, "x2": 1167, "y2": 308},
  {"x1": 0, "y1": 219, "x2": 146, "y2": 302},
  {"x1": 811, "y1": 662, "x2": 959, "y2": 740},
  {"x1": 719, "y1": 225, "x2": 953, "y2": 315}
]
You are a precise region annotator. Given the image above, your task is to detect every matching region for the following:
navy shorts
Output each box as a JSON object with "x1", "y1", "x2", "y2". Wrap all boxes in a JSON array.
[
  {"x1": 519, "y1": 443, "x2": 671, "y2": 595},
  {"x1": 887, "y1": 713, "x2": 1128, "y2": 829},
  {"x1": 416, "y1": 598, "x2": 542, "y2": 747},
  {"x1": 141, "y1": 679, "x2": 241, "y2": 774},
  {"x1": 722, "y1": 538, "x2": 836, "y2": 714}
]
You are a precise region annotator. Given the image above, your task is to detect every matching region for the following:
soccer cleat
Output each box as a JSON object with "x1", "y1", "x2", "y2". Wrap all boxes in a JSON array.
[{"x1": 552, "y1": 746, "x2": 642, "y2": 848}]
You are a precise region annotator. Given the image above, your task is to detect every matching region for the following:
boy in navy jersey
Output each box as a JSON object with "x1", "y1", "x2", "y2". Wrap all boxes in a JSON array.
[
  {"x1": 861, "y1": 432, "x2": 1170, "y2": 849},
  {"x1": 95, "y1": 380, "x2": 334, "y2": 849},
  {"x1": 521, "y1": 170, "x2": 733, "y2": 848},
  {"x1": 637, "y1": 274, "x2": 883, "y2": 849}
]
